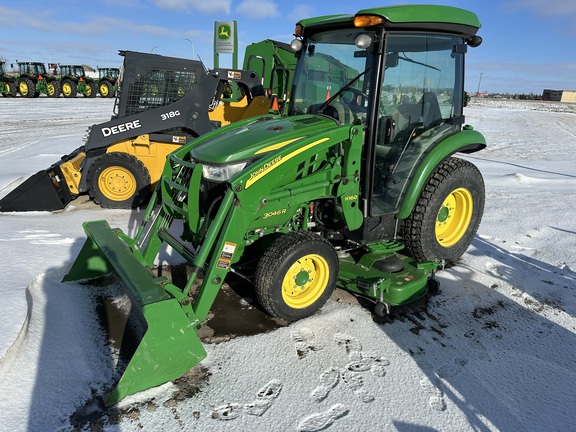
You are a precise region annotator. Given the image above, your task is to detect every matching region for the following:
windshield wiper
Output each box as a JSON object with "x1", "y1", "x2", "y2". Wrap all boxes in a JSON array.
[{"x1": 398, "y1": 53, "x2": 440, "y2": 71}]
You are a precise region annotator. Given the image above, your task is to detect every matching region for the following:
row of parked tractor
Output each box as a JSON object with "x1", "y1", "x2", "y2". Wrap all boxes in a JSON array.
[{"x1": 0, "y1": 61, "x2": 119, "y2": 98}]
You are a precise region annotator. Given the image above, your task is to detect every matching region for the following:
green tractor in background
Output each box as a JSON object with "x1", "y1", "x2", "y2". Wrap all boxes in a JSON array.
[
  {"x1": 17, "y1": 62, "x2": 61, "y2": 98},
  {"x1": 65, "y1": 4, "x2": 486, "y2": 405},
  {"x1": 1, "y1": 61, "x2": 17, "y2": 97},
  {"x1": 97, "y1": 67, "x2": 119, "y2": 98},
  {"x1": 60, "y1": 65, "x2": 98, "y2": 98}
]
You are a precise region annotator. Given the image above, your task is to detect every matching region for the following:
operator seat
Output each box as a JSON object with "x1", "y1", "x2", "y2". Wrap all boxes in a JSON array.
[
  {"x1": 419, "y1": 91, "x2": 442, "y2": 128},
  {"x1": 378, "y1": 91, "x2": 442, "y2": 147}
]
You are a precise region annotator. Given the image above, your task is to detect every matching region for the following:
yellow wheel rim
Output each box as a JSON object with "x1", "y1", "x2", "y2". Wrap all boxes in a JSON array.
[
  {"x1": 100, "y1": 84, "x2": 109, "y2": 97},
  {"x1": 19, "y1": 82, "x2": 29, "y2": 95},
  {"x1": 98, "y1": 166, "x2": 137, "y2": 202},
  {"x1": 62, "y1": 83, "x2": 71, "y2": 96},
  {"x1": 282, "y1": 254, "x2": 330, "y2": 309},
  {"x1": 435, "y1": 187, "x2": 473, "y2": 247},
  {"x1": 86, "y1": 85, "x2": 92, "y2": 96},
  {"x1": 47, "y1": 83, "x2": 55, "y2": 96}
]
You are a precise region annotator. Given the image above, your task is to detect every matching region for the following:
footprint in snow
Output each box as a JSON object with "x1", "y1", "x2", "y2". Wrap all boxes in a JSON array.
[
  {"x1": 297, "y1": 403, "x2": 348, "y2": 432},
  {"x1": 310, "y1": 333, "x2": 390, "y2": 403},
  {"x1": 292, "y1": 327, "x2": 321, "y2": 358},
  {"x1": 419, "y1": 376, "x2": 447, "y2": 412},
  {"x1": 211, "y1": 379, "x2": 282, "y2": 420},
  {"x1": 437, "y1": 357, "x2": 468, "y2": 379}
]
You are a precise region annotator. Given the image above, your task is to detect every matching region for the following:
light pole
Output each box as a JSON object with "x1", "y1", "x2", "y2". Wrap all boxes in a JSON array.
[
  {"x1": 151, "y1": 46, "x2": 160, "y2": 53},
  {"x1": 184, "y1": 38, "x2": 195, "y2": 60},
  {"x1": 476, "y1": 72, "x2": 483, "y2": 96}
]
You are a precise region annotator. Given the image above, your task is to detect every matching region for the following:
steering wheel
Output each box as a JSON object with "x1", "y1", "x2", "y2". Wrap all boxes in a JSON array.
[{"x1": 340, "y1": 88, "x2": 368, "y2": 114}]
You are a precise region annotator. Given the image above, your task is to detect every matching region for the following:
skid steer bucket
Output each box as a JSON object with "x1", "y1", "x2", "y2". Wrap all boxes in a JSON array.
[
  {"x1": 0, "y1": 169, "x2": 73, "y2": 212},
  {"x1": 63, "y1": 220, "x2": 207, "y2": 406}
]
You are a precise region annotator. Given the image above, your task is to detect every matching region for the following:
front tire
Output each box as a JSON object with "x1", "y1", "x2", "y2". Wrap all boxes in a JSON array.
[
  {"x1": 255, "y1": 231, "x2": 339, "y2": 322},
  {"x1": 18, "y1": 77, "x2": 36, "y2": 98},
  {"x1": 46, "y1": 80, "x2": 61, "y2": 98},
  {"x1": 401, "y1": 157, "x2": 485, "y2": 266},
  {"x1": 86, "y1": 153, "x2": 151, "y2": 209},
  {"x1": 84, "y1": 81, "x2": 97, "y2": 98}
]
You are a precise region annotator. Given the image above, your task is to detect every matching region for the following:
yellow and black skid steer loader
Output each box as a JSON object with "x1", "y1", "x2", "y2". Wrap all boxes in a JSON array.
[{"x1": 0, "y1": 44, "x2": 295, "y2": 212}]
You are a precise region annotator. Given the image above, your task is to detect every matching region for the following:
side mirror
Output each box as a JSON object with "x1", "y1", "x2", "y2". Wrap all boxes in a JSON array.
[{"x1": 385, "y1": 53, "x2": 399, "y2": 68}]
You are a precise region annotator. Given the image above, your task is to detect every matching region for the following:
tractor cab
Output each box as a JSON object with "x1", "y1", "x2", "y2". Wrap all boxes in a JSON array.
[
  {"x1": 18, "y1": 61, "x2": 48, "y2": 76},
  {"x1": 98, "y1": 67, "x2": 120, "y2": 80},
  {"x1": 288, "y1": 10, "x2": 484, "y2": 245},
  {"x1": 60, "y1": 65, "x2": 87, "y2": 78}
]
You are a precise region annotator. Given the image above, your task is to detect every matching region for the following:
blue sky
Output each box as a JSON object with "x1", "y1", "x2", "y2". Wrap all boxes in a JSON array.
[{"x1": 1, "y1": 0, "x2": 575, "y2": 94}]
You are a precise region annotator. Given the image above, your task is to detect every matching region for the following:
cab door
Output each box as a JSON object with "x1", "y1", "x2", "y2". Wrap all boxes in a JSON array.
[{"x1": 370, "y1": 33, "x2": 467, "y2": 216}]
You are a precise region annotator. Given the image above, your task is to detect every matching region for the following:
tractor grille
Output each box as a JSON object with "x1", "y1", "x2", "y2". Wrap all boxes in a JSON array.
[
  {"x1": 199, "y1": 178, "x2": 228, "y2": 217},
  {"x1": 161, "y1": 155, "x2": 228, "y2": 224}
]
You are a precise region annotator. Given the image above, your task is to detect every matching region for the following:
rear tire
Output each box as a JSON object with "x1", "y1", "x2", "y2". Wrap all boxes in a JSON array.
[
  {"x1": 99, "y1": 81, "x2": 113, "y2": 98},
  {"x1": 87, "y1": 153, "x2": 151, "y2": 209},
  {"x1": 61, "y1": 79, "x2": 77, "y2": 98},
  {"x1": 18, "y1": 77, "x2": 36, "y2": 98},
  {"x1": 3, "y1": 81, "x2": 17, "y2": 97},
  {"x1": 255, "y1": 231, "x2": 338, "y2": 322},
  {"x1": 401, "y1": 157, "x2": 484, "y2": 266}
]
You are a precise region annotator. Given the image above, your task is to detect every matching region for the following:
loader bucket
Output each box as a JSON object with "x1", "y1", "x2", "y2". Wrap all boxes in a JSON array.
[
  {"x1": 63, "y1": 220, "x2": 207, "y2": 406},
  {"x1": 0, "y1": 169, "x2": 73, "y2": 212}
]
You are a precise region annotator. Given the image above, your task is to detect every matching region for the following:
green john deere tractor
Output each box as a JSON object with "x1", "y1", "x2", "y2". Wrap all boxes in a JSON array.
[
  {"x1": 65, "y1": 4, "x2": 486, "y2": 404},
  {"x1": 60, "y1": 65, "x2": 97, "y2": 97},
  {"x1": 1, "y1": 62, "x2": 18, "y2": 97},
  {"x1": 17, "y1": 62, "x2": 61, "y2": 97},
  {"x1": 97, "y1": 67, "x2": 119, "y2": 98}
]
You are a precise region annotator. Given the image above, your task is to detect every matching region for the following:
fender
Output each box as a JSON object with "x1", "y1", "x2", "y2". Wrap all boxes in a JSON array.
[{"x1": 397, "y1": 128, "x2": 486, "y2": 219}]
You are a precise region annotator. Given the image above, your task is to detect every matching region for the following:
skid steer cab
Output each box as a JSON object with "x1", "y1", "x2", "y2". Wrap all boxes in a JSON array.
[{"x1": 64, "y1": 4, "x2": 486, "y2": 404}]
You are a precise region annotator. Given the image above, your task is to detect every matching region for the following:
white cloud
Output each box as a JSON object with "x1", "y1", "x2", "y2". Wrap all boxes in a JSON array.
[{"x1": 236, "y1": 0, "x2": 279, "y2": 19}]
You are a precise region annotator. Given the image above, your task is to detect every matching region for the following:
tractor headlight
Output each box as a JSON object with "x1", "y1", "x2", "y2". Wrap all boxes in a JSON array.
[{"x1": 202, "y1": 162, "x2": 247, "y2": 182}]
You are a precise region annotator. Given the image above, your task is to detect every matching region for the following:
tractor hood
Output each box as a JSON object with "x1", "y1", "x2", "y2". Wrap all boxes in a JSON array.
[{"x1": 189, "y1": 114, "x2": 339, "y2": 164}]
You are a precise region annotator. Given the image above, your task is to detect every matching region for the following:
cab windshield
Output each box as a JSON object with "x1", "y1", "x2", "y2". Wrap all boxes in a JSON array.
[{"x1": 288, "y1": 28, "x2": 379, "y2": 125}]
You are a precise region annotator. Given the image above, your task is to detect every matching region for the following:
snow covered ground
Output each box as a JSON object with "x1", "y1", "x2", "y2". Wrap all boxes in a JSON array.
[{"x1": 0, "y1": 97, "x2": 575, "y2": 431}]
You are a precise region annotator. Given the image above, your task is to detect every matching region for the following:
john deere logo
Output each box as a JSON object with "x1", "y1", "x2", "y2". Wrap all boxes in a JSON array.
[{"x1": 218, "y1": 24, "x2": 231, "y2": 40}]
